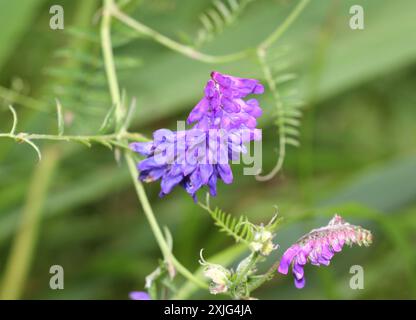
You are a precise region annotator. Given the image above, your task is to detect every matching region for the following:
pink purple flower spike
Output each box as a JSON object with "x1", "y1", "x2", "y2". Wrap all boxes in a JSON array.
[{"x1": 277, "y1": 214, "x2": 373, "y2": 289}]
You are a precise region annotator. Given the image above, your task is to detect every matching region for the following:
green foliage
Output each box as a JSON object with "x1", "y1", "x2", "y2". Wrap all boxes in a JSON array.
[
  {"x1": 200, "y1": 198, "x2": 282, "y2": 248},
  {"x1": 0, "y1": 0, "x2": 416, "y2": 300},
  {"x1": 45, "y1": 25, "x2": 111, "y2": 123},
  {"x1": 256, "y1": 48, "x2": 304, "y2": 179},
  {"x1": 0, "y1": 0, "x2": 45, "y2": 70},
  {"x1": 205, "y1": 206, "x2": 254, "y2": 244},
  {"x1": 194, "y1": 0, "x2": 254, "y2": 47}
]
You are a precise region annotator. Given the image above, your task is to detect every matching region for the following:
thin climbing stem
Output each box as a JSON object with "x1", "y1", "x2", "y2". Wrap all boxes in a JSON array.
[
  {"x1": 111, "y1": 5, "x2": 252, "y2": 64},
  {"x1": 247, "y1": 260, "x2": 280, "y2": 293},
  {"x1": 101, "y1": 0, "x2": 123, "y2": 127},
  {"x1": 111, "y1": 0, "x2": 310, "y2": 65},
  {"x1": 254, "y1": 0, "x2": 310, "y2": 180},
  {"x1": 126, "y1": 155, "x2": 207, "y2": 289},
  {"x1": 101, "y1": 0, "x2": 206, "y2": 290},
  {"x1": 255, "y1": 49, "x2": 286, "y2": 181},
  {"x1": 0, "y1": 132, "x2": 148, "y2": 143},
  {"x1": 259, "y1": 0, "x2": 311, "y2": 50}
]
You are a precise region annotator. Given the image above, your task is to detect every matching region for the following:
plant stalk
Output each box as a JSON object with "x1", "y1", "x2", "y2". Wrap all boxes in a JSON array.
[{"x1": 101, "y1": 0, "x2": 206, "y2": 290}]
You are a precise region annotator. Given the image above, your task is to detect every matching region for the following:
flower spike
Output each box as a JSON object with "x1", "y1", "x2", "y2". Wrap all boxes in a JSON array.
[{"x1": 278, "y1": 214, "x2": 373, "y2": 288}]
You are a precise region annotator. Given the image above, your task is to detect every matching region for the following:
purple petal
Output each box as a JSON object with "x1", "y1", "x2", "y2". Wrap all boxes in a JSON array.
[
  {"x1": 200, "y1": 164, "x2": 213, "y2": 184},
  {"x1": 244, "y1": 99, "x2": 262, "y2": 117},
  {"x1": 331, "y1": 237, "x2": 344, "y2": 252},
  {"x1": 294, "y1": 276, "x2": 306, "y2": 289},
  {"x1": 217, "y1": 164, "x2": 233, "y2": 184},
  {"x1": 253, "y1": 84, "x2": 264, "y2": 94},
  {"x1": 296, "y1": 250, "x2": 308, "y2": 265},
  {"x1": 211, "y1": 71, "x2": 231, "y2": 87},
  {"x1": 189, "y1": 169, "x2": 203, "y2": 191},
  {"x1": 221, "y1": 96, "x2": 240, "y2": 113},
  {"x1": 204, "y1": 80, "x2": 216, "y2": 97},
  {"x1": 321, "y1": 243, "x2": 335, "y2": 260},
  {"x1": 187, "y1": 97, "x2": 210, "y2": 124},
  {"x1": 129, "y1": 142, "x2": 154, "y2": 156},
  {"x1": 140, "y1": 167, "x2": 165, "y2": 182},
  {"x1": 138, "y1": 157, "x2": 162, "y2": 171},
  {"x1": 153, "y1": 129, "x2": 174, "y2": 144},
  {"x1": 208, "y1": 172, "x2": 218, "y2": 196},
  {"x1": 292, "y1": 262, "x2": 305, "y2": 280},
  {"x1": 278, "y1": 245, "x2": 301, "y2": 274},
  {"x1": 129, "y1": 291, "x2": 151, "y2": 300},
  {"x1": 160, "y1": 172, "x2": 183, "y2": 195},
  {"x1": 308, "y1": 249, "x2": 320, "y2": 266}
]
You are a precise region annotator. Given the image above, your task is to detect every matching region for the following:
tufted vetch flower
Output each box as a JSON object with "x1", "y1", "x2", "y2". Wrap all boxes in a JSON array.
[
  {"x1": 130, "y1": 127, "x2": 260, "y2": 200},
  {"x1": 130, "y1": 71, "x2": 264, "y2": 200},
  {"x1": 277, "y1": 214, "x2": 373, "y2": 289}
]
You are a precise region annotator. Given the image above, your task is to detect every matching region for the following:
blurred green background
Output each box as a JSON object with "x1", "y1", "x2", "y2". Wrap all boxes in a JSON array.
[{"x1": 0, "y1": 0, "x2": 415, "y2": 299}]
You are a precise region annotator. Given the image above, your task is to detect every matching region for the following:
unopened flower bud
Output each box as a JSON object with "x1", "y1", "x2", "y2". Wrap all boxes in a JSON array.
[
  {"x1": 201, "y1": 260, "x2": 231, "y2": 295},
  {"x1": 250, "y1": 228, "x2": 277, "y2": 256},
  {"x1": 203, "y1": 264, "x2": 230, "y2": 286}
]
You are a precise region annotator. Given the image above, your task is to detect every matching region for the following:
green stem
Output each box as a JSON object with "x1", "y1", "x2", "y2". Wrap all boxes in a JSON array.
[
  {"x1": 126, "y1": 154, "x2": 207, "y2": 289},
  {"x1": 112, "y1": 0, "x2": 310, "y2": 64},
  {"x1": 231, "y1": 252, "x2": 260, "y2": 297},
  {"x1": 255, "y1": 0, "x2": 310, "y2": 180},
  {"x1": 111, "y1": 5, "x2": 252, "y2": 64},
  {"x1": 98, "y1": 0, "x2": 311, "y2": 297},
  {"x1": 0, "y1": 132, "x2": 148, "y2": 143},
  {"x1": 101, "y1": 0, "x2": 123, "y2": 127},
  {"x1": 259, "y1": 0, "x2": 311, "y2": 50},
  {"x1": 255, "y1": 49, "x2": 286, "y2": 181},
  {"x1": 0, "y1": 147, "x2": 59, "y2": 299},
  {"x1": 247, "y1": 260, "x2": 280, "y2": 293},
  {"x1": 101, "y1": 0, "x2": 206, "y2": 291}
]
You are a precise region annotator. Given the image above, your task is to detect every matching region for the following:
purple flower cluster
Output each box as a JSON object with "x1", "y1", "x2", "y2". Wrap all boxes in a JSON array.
[
  {"x1": 130, "y1": 71, "x2": 264, "y2": 200},
  {"x1": 188, "y1": 71, "x2": 264, "y2": 130},
  {"x1": 278, "y1": 214, "x2": 373, "y2": 288}
]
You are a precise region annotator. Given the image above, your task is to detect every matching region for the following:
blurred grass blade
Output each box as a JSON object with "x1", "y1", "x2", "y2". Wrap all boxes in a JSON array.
[
  {"x1": 0, "y1": 0, "x2": 45, "y2": 70},
  {"x1": 0, "y1": 147, "x2": 59, "y2": 300}
]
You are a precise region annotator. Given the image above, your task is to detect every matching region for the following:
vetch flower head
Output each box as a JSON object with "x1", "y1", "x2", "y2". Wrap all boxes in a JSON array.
[
  {"x1": 129, "y1": 291, "x2": 151, "y2": 300},
  {"x1": 187, "y1": 71, "x2": 264, "y2": 130},
  {"x1": 130, "y1": 71, "x2": 264, "y2": 201},
  {"x1": 130, "y1": 127, "x2": 260, "y2": 201},
  {"x1": 277, "y1": 214, "x2": 373, "y2": 289}
]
